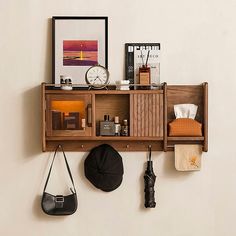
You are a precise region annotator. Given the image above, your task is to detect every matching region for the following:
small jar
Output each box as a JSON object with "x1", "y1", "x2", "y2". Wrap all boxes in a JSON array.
[
  {"x1": 121, "y1": 119, "x2": 129, "y2": 136},
  {"x1": 114, "y1": 116, "x2": 121, "y2": 136}
]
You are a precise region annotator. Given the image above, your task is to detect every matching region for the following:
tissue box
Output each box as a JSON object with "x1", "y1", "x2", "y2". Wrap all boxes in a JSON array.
[{"x1": 169, "y1": 118, "x2": 202, "y2": 136}]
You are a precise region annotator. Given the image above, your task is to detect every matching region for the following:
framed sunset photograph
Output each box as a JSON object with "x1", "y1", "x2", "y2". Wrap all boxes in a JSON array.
[
  {"x1": 63, "y1": 40, "x2": 98, "y2": 66},
  {"x1": 52, "y1": 16, "x2": 108, "y2": 85}
]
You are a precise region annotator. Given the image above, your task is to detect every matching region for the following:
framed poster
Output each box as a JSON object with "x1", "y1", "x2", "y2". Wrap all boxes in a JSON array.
[
  {"x1": 125, "y1": 43, "x2": 160, "y2": 89},
  {"x1": 52, "y1": 16, "x2": 108, "y2": 84}
]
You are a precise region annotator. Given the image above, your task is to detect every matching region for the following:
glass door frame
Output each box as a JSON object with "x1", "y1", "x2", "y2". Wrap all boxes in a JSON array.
[{"x1": 46, "y1": 94, "x2": 92, "y2": 137}]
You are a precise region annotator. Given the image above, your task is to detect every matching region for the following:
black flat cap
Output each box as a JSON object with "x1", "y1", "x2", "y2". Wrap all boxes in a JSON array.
[{"x1": 84, "y1": 144, "x2": 124, "y2": 192}]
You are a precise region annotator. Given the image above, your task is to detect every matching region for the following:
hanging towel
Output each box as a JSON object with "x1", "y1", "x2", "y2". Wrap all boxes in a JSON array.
[{"x1": 175, "y1": 145, "x2": 202, "y2": 171}]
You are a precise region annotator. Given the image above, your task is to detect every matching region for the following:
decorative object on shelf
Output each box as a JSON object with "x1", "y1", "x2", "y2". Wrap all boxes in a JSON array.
[
  {"x1": 100, "y1": 115, "x2": 115, "y2": 136},
  {"x1": 139, "y1": 66, "x2": 150, "y2": 86},
  {"x1": 139, "y1": 50, "x2": 150, "y2": 88},
  {"x1": 52, "y1": 111, "x2": 62, "y2": 130},
  {"x1": 169, "y1": 118, "x2": 202, "y2": 136},
  {"x1": 144, "y1": 146, "x2": 156, "y2": 208},
  {"x1": 52, "y1": 16, "x2": 108, "y2": 85},
  {"x1": 175, "y1": 145, "x2": 202, "y2": 171},
  {"x1": 115, "y1": 80, "x2": 130, "y2": 90},
  {"x1": 84, "y1": 144, "x2": 124, "y2": 192},
  {"x1": 63, "y1": 112, "x2": 80, "y2": 130},
  {"x1": 169, "y1": 104, "x2": 202, "y2": 136},
  {"x1": 85, "y1": 64, "x2": 109, "y2": 89},
  {"x1": 114, "y1": 116, "x2": 121, "y2": 136},
  {"x1": 121, "y1": 119, "x2": 129, "y2": 136},
  {"x1": 125, "y1": 43, "x2": 160, "y2": 89},
  {"x1": 41, "y1": 145, "x2": 78, "y2": 216},
  {"x1": 60, "y1": 75, "x2": 73, "y2": 90}
]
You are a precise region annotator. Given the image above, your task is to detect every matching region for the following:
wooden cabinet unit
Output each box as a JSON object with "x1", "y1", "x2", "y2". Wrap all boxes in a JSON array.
[
  {"x1": 163, "y1": 83, "x2": 208, "y2": 152},
  {"x1": 41, "y1": 82, "x2": 208, "y2": 152}
]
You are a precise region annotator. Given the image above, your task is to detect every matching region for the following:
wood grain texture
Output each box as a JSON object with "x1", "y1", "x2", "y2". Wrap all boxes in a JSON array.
[
  {"x1": 148, "y1": 94, "x2": 153, "y2": 136},
  {"x1": 129, "y1": 94, "x2": 134, "y2": 136},
  {"x1": 46, "y1": 136, "x2": 163, "y2": 141},
  {"x1": 44, "y1": 140, "x2": 164, "y2": 152},
  {"x1": 45, "y1": 88, "x2": 163, "y2": 95},
  {"x1": 144, "y1": 94, "x2": 149, "y2": 137},
  {"x1": 163, "y1": 83, "x2": 168, "y2": 151},
  {"x1": 203, "y1": 82, "x2": 208, "y2": 152},
  {"x1": 159, "y1": 93, "x2": 163, "y2": 137},
  {"x1": 137, "y1": 94, "x2": 141, "y2": 136},
  {"x1": 133, "y1": 93, "x2": 138, "y2": 136},
  {"x1": 131, "y1": 93, "x2": 163, "y2": 137},
  {"x1": 152, "y1": 94, "x2": 156, "y2": 136},
  {"x1": 91, "y1": 94, "x2": 96, "y2": 136},
  {"x1": 141, "y1": 94, "x2": 145, "y2": 136},
  {"x1": 41, "y1": 83, "x2": 46, "y2": 151},
  {"x1": 165, "y1": 83, "x2": 208, "y2": 152},
  {"x1": 155, "y1": 94, "x2": 160, "y2": 136},
  {"x1": 168, "y1": 137, "x2": 204, "y2": 141},
  {"x1": 41, "y1": 83, "x2": 207, "y2": 152}
]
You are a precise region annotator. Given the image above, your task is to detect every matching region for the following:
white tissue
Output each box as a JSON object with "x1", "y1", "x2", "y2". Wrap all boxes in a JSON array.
[{"x1": 174, "y1": 104, "x2": 198, "y2": 119}]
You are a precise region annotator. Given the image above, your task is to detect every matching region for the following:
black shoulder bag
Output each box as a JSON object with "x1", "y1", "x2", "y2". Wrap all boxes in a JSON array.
[{"x1": 41, "y1": 145, "x2": 78, "y2": 216}]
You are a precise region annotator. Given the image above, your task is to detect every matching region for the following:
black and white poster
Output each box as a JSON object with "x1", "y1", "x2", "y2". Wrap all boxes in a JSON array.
[{"x1": 125, "y1": 43, "x2": 160, "y2": 89}]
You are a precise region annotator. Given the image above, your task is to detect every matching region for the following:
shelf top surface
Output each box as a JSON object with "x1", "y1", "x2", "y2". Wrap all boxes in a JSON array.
[{"x1": 42, "y1": 83, "x2": 164, "y2": 94}]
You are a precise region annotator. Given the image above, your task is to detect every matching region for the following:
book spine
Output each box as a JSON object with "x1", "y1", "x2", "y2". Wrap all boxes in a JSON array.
[{"x1": 125, "y1": 44, "x2": 134, "y2": 89}]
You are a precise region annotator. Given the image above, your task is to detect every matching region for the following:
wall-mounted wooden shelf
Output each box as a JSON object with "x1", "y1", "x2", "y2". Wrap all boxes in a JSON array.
[
  {"x1": 41, "y1": 82, "x2": 208, "y2": 152},
  {"x1": 163, "y1": 83, "x2": 208, "y2": 152},
  {"x1": 167, "y1": 137, "x2": 204, "y2": 141}
]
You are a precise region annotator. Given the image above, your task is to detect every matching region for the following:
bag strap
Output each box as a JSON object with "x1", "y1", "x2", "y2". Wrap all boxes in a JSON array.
[{"x1": 43, "y1": 144, "x2": 76, "y2": 193}]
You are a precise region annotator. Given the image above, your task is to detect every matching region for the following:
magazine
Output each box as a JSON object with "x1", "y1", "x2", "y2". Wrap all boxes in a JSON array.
[{"x1": 125, "y1": 43, "x2": 160, "y2": 89}]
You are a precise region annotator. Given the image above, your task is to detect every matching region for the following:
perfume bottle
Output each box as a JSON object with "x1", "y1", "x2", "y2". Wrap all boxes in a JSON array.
[
  {"x1": 100, "y1": 115, "x2": 115, "y2": 136},
  {"x1": 121, "y1": 119, "x2": 129, "y2": 136},
  {"x1": 139, "y1": 50, "x2": 151, "y2": 90},
  {"x1": 114, "y1": 116, "x2": 121, "y2": 136},
  {"x1": 139, "y1": 66, "x2": 150, "y2": 90}
]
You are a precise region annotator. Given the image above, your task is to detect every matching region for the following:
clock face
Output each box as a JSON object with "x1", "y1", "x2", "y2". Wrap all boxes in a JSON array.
[{"x1": 85, "y1": 65, "x2": 109, "y2": 88}]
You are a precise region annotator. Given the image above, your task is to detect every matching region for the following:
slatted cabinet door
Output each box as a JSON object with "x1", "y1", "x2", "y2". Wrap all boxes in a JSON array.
[{"x1": 130, "y1": 91, "x2": 163, "y2": 137}]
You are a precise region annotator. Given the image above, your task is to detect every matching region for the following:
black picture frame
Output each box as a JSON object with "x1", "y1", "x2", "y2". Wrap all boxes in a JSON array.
[{"x1": 52, "y1": 16, "x2": 108, "y2": 84}]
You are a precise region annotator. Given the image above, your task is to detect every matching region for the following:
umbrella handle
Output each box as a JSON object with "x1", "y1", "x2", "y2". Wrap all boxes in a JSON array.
[{"x1": 148, "y1": 145, "x2": 152, "y2": 161}]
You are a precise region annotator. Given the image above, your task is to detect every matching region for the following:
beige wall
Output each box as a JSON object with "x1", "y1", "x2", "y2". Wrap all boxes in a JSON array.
[{"x1": 0, "y1": 0, "x2": 236, "y2": 235}]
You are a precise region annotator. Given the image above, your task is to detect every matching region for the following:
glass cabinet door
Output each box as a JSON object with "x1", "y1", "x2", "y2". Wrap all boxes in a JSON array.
[{"x1": 46, "y1": 94, "x2": 92, "y2": 136}]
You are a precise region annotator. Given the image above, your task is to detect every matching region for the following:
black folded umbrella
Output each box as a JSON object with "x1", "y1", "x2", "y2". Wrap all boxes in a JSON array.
[{"x1": 144, "y1": 146, "x2": 156, "y2": 208}]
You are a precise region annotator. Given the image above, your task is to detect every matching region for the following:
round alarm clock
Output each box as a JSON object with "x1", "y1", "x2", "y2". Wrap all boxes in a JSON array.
[{"x1": 85, "y1": 65, "x2": 109, "y2": 89}]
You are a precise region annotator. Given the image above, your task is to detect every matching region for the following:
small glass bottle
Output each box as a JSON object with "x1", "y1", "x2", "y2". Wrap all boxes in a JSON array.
[
  {"x1": 114, "y1": 116, "x2": 121, "y2": 136},
  {"x1": 100, "y1": 115, "x2": 115, "y2": 136},
  {"x1": 121, "y1": 119, "x2": 129, "y2": 136}
]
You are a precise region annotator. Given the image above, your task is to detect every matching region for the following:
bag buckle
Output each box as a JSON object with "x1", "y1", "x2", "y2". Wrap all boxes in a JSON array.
[{"x1": 55, "y1": 195, "x2": 64, "y2": 203}]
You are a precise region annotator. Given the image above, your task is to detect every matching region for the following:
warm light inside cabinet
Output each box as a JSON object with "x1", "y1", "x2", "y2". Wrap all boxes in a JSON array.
[
  {"x1": 51, "y1": 101, "x2": 85, "y2": 130},
  {"x1": 51, "y1": 101, "x2": 85, "y2": 114}
]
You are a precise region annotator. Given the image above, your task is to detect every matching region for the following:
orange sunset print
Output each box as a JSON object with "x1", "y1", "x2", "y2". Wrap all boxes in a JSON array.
[{"x1": 63, "y1": 40, "x2": 98, "y2": 66}]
